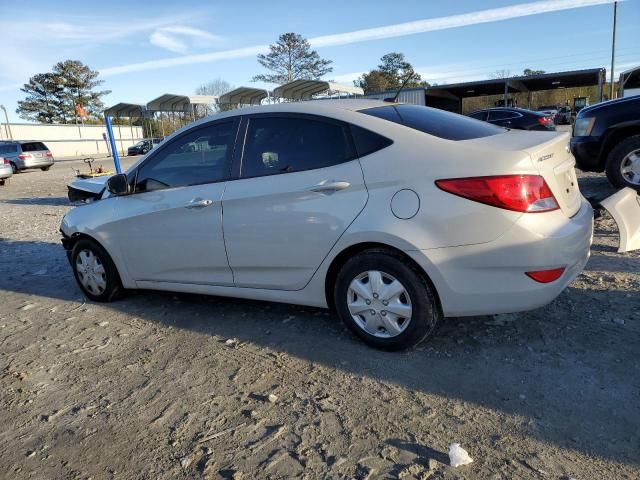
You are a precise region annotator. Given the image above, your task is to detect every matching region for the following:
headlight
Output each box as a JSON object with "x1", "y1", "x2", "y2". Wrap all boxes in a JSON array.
[{"x1": 573, "y1": 117, "x2": 595, "y2": 137}]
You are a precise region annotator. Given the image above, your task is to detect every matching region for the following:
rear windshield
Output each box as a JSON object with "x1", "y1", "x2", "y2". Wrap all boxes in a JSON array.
[
  {"x1": 21, "y1": 142, "x2": 48, "y2": 152},
  {"x1": 359, "y1": 104, "x2": 503, "y2": 141}
]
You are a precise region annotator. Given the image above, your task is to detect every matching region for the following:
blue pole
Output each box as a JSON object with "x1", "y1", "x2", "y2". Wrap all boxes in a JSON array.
[{"x1": 104, "y1": 115, "x2": 122, "y2": 174}]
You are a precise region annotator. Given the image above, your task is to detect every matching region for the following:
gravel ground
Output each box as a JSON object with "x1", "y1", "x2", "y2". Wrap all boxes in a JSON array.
[{"x1": 0, "y1": 158, "x2": 639, "y2": 480}]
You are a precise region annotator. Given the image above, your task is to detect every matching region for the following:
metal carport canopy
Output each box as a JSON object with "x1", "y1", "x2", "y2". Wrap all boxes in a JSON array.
[
  {"x1": 274, "y1": 80, "x2": 364, "y2": 100},
  {"x1": 427, "y1": 68, "x2": 606, "y2": 99},
  {"x1": 104, "y1": 103, "x2": 147, "y2": 118},
  {"x1": 146, "y1": 94, "x2": 216, "y2": 113},
  {"x1": 219, "y1": 87, "x2": 268, "y2": 105}
]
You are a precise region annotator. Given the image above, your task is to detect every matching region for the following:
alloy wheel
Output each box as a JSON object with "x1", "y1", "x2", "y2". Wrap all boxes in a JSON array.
[{"x1": 620, "y1": 148, "x2": 640, "y2": 186}]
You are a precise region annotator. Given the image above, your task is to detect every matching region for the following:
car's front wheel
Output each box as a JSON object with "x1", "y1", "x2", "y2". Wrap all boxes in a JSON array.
[
  {"x1": 41, "y1": 166, "x2": 51, "y2": 171},
  {"x1": 605, "y1": 135, "x2": 640, "y2": 191},
  {"x1": 0, "y1": 178, "x2": 8, "y2": 186},
  {"x1": 334, "y1": 249, "x2": 441, "y2": 350},
  {"x1": 70, "y1": 238, "x2": 123, "y2": 302}
]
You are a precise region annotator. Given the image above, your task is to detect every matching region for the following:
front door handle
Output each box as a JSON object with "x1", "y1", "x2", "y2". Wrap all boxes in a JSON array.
[
  {"x1": 309, "y1": 180, "x2": 351, "y2": 194},
  {"x1": 185, "y1": 198, "x2": 214, "y2": 209}
]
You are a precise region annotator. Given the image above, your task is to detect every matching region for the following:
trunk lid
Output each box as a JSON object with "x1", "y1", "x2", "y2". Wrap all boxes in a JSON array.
[{"x1": 522, "y1": 131, "x2": 581, "y2": 217}]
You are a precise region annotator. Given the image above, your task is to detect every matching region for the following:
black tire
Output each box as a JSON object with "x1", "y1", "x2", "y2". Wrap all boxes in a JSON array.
[
  {"x1": 10, "y1": 162, "x2": 19, "y2": 174},
  {"x1": 41, "y1": 166, "x2": 51, "y2": 171},
  {"x1": 141, "y1": 148, "x2": 149, "y2": 154},
  {"x1": 0, "y1": 178, "x2": 7, "y2": 186},
  {"x1": 334, "y1": 249, "x2": 441, "y2": 350},
  {"x1": 70, "y1": 238, "x2": 124, "y2": 302},
  {"x1": 605, "y1": 135, "x2": 640, "y2": 191}
]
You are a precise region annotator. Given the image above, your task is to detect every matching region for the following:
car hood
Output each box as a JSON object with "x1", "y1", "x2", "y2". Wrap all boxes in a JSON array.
[
  {"x1": 67, "y1": 175, "x2": 110, "y2": 195},
  {"x1": 579, "y1": 95, "x2": 640, "y2": 115}
]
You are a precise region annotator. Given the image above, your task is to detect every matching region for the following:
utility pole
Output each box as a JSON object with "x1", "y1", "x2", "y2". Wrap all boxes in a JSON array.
[
  {"x1": 610, "y1": 1, "x2": 617, "y2": 99},
  {"x1": 0, "y1": 105, "x2": 13, "y2": 140}
]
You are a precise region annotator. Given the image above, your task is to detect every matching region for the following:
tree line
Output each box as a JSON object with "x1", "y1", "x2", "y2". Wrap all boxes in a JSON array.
[{"x1": 15, "y1": 29, "x2": 568, "y2": 125}]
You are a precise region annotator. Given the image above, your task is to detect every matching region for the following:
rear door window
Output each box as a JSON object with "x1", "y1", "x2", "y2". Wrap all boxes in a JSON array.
[
  {"x1": 469, "y1": 111, "x2": 488, "y2": 121},
  {"x1": 488, "y1": 110, "x2": 519, "y2": 121},
  {"x1": 359, "y1": 104, "x2": 503, "y2": 140},
  {"x1": 20, "y1": 142, "x2": 48, "y2": 152},
  {"x1": 241, "y1": 115, "x2": 354, "y2": 178}
]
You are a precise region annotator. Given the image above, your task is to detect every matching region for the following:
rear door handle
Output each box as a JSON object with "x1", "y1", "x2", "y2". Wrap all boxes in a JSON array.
[
  {"x1": 309, "y1": 181, "x2": 351, "y2": 194},
  {"x1": 185, "y1": 198, "x2": 214, "y2": 209}
]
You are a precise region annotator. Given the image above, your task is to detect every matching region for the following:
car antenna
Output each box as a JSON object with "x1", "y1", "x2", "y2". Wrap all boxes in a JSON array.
[{"x1": 392, "y1": 72, "x2": 418, "y2": 103}]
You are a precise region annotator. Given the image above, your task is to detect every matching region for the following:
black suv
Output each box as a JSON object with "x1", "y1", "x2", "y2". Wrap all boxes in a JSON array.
[{"x1": 571, "y1": 96, "x2": 640, "y2": 191}]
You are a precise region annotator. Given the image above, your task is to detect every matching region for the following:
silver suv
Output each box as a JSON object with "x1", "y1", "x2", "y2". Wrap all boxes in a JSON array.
[{"x1": 0, "y1": 141, "x2": 55, "y2": 173}]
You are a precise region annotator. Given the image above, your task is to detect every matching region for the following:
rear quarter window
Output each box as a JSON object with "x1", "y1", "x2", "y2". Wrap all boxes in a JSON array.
[
  {"x1": 359, "y1": 104, "x2": 503, "y2": 141},
  {"x1": 350, "y1": 125, "x2": 393, "y2": 157}
]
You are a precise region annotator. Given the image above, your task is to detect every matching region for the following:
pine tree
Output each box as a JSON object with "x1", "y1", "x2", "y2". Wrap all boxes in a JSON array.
[
  {"x1": 252, "y1": 33, "x2": 333, "y2": 84},
  {"x1": 17, "y1": 60, "x2": 111, "y2": 123}
]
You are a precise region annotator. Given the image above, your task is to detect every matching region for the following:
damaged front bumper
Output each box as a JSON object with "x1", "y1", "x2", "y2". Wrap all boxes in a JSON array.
[{"x1": 600, "y1": 187, "x2": 640, "y2": 253}]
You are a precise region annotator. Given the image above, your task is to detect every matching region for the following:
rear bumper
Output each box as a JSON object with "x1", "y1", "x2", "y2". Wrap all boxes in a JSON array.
[
  {"x1": 408, "y1": 197, "x2": 594, "y2": 317},
  {"x1": 16, "y1": 158, "x2": 55, "y2": 170},
  {"x1": 570, "y1": 136, "x2": 602, "y2": 172},
  {"x1": 0, "y1": 166, "x2": 12, "y2": 179}
]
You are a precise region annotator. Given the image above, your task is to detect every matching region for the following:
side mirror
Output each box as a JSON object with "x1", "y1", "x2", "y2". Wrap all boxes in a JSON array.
[{"x1": 107, "y1": 173, "x2": 130, "y2": 196}]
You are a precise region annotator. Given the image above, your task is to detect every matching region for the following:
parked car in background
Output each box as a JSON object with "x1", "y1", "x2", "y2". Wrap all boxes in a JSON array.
[
  {"x1": 469, "y1": 108, "x2": 556, "y2": 131},
  {"x1": 61, "y1": 100, "x2": 595, "y2": 350},
  {"x1": 0, "y1": 141, "x2": 55, "y2": 173},
  {"x1": 571, "y1": 95, "x2": 640, "y2": 190},
  {"x1": 536, "y1": 105, "x2": 559, "y2": 118},
  {"x1": 127, "y1": 138, "x2": 163, "y2": 156},
  {"x1": 554, "y1": 106, "x2": 574, "y2": 125},
  {"x1": 0, "y1": 157, "x2": 12, "y2": 185}
]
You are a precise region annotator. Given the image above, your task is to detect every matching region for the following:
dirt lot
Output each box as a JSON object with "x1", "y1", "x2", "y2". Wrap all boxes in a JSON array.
[{"x1": 0, "y1": 158, "x2": 638, "y2": 480}]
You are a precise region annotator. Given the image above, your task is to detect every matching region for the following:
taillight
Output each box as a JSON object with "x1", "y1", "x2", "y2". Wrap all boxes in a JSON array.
[
  {"x1": 2, "y1": 158, "x2": 8, "y2": 165},
  {"x1": 537, "y1": 116, "x2": 553, "y2": 126},
  {"x1": 18, "y1": 153, "x2": 32, "y2": 160},
  {"x1": 526, "y1": 267, "x2": 565, "y2": 283},
  {"x1": 435, "y1": 175, "x2": 559, "y2": 213},
  {"x1": 45, "y1": 151, "x2": 53, "y2": 157}
]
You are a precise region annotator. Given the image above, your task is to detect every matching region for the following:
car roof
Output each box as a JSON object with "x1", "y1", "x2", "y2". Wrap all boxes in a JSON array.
[
  {"x1": 175, "y1": 99, "x2": 397, "y2": 133},
  {"x1": 218, "y1": 99, "x2": 393, "y2": 117}
]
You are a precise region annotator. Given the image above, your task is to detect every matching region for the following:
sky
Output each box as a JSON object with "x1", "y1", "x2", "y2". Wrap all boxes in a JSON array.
[{"x1": 0, "y1": 0, "x2": 638, "y2": 121}]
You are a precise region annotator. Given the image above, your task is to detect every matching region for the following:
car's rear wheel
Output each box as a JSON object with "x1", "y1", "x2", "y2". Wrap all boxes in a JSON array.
[
  {"x1": 10, "y1": 162, "x2": 19, "y2": 174},
  {"x1": 0, "y1": 178, "x2": 8, "y2": 186},
  {"x1": 334, "y1": 249, "x2": 441, "y2": 350},
  {"x1": 605, "y1": 135, "x2": 640, "y2": 191},
  {"x1": 41, "y1": 166, "x2": 51, "y2": 171},
  {"x1": 71, "y1": 238, "x2": 123, "y2": 302}
]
